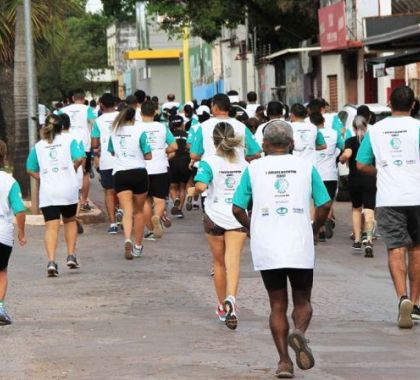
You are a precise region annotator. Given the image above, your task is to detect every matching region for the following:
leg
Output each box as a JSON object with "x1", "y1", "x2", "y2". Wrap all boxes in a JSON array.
[
  {"x1": 352, "y1": 207, "x2": 362, "y2": 242},
  {"x1": 169, "y1": 183, "x2": 179, "y2": 204},
  {"x1": 117, "y1": 190, "x2": 134, "y2": 241},
  {"x1": 291, "y1": 288, "x2": 313, "y2": 333},
  {"x1": 0, "y1": 270, "x2": 6, "y2": 301},
  {"x1": 408, "y1": 245, "x2": 420, "y2": 304},
  {"x1": 81, "y1": 172, "x2": 90, "y2": 205},
  {"x1": 133, "y1": 193, "x2": 148, "y2": 246},
  {"x1": 144, "y1": 197, "x2": 154, "y2": 231},
  {"x1": 363, "y1": 209, "x2": 375, "y2": 242},
  {"x1": 153, "y1": 197, "x2": 166, "y2": 218},
  {"x1": 44, "y1": 220, "x2": 61, "y2": 262},
  {"x1": 63, "y1": 216, "x2": 77, "y2": 256},
  {"x1": 105, "y1": 189, "x2": 116, "y2": 224},
  {"x1": 388, "y1": 247, "x2": 408, "y2": 299},
  {"x1": 224, "y1": 231, "x2": 247, "y2": 298},
  {"x1": 178, "y1": 182, "x2": 187, "y2": 209},
  {"x1": 206, "y1": 233, "x2": 226, "y2": 304}
]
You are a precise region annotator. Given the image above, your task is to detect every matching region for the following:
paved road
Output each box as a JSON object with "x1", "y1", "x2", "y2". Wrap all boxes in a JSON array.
[{"x1": 2, "y1": 190, "x2": 420, "y2": 379}]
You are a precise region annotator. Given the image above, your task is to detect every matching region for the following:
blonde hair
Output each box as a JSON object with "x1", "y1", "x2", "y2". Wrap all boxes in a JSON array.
[
  {"x1": 0, "y1": 140, "x2": 7, "y2": 167},
  {"x1": 112, "y1": 106, "x2": 136, "y2": 132},
  {"x1": 213, "y1": 122, "x2": 243, "y2": 163},
  {"x1": 41, "y1": 114, "x2": 62, "y2": 144},
  {"x1": 353, "y1": 115, "x2": 368, "y2": 143}
]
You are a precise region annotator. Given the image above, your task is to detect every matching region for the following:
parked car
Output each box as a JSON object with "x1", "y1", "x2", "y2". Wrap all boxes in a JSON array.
[{"x1": 335, "y1": 103, "x2": 391, "y2": 201}]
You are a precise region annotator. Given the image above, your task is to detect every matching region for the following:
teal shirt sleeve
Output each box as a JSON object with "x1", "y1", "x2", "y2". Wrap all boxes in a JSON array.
[
  {"x1": 91, "y1": 121, "x2": 100, "y2": 138},
  {"x1": 165, "y1": 127, "x2": 176, "y2": 144},
  {"x1": 26, "y1": 147, "x2": 39, "y2": 172},
  {"x1": 190, "y1": 126, "x2": 204, "y2": 156},
  {"x1": 315, "y1": 130, "x2": 326, "y2": 146},
  {"x1": 245, "y1": 127, "x2": 262, "y2": 156},
  {"x1": 232, "y1": 168, "x2": 252, "y2": 209},
  {"x1": 70, "y1": 139, "x2": 86, "y2": 160},
  {"x1": 87, "y1": 107, "x2": 96, "y2": 121},
  {"x1": 139, "y1": 132, "x2": 152, "y2": 155},
  {"x1": 311, "y1": 167, "x2": 331, "y2": 207},
  {"x1": 187, "y1": 127, "x2": 196, "y2": 145},
  {"x1": 194, "y1": 160, "x2": 213, "y2": 184},
  {"x1": 356, "y1": 132, "x2": 374, "y2": 165},
  {"x1": 8, "y1": 181, "x2": 26, "y2": 214},
  {"x1": 332, "y1": 115, "x2": 344, "y2": 135},
  {"x1": 108, "y1": 138, "x2": 114, "y2": 154},
  {"x1": 336, "y1": 130, "x2": 344, "y2": 150}
]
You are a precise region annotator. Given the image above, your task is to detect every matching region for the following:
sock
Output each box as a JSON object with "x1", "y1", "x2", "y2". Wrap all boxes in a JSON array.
[
  {"x1": 110, "y1": 223, "x2": 117, "y2": 228},
  {"x1": 135, "y1": 244, "x2": 143, "y2": 250}
]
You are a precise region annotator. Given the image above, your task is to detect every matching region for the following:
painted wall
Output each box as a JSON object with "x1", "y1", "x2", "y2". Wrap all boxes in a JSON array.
[
  {"x1": 285, "y1": 56, "x2": 304, "y2": 105},
  {"x1": 321, "y1": 53, "x2": 345, "y2": 109}
]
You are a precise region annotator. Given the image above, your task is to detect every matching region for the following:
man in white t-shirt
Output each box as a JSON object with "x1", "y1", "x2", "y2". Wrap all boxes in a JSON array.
[
  {"x1": 162, "y1": 93, "x2": 179, "y2": 113},
  {"x1": 357, "y1": 85, "x2": 420, "y2": 328},
  {"x1": 254, "y1": 101, "x2": 284, "y2": 148},
  {"x1": 232, "y1": 121, "x2": 331, "y2": 378},
  {"x1": 245, "y1": 91, "x2": 260, "y2": 118}
]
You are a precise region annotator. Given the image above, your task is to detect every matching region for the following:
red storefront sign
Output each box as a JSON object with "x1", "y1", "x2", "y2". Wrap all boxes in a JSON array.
[{"x1": 318, "y1": 1, "x2": 347, "y2": 52}]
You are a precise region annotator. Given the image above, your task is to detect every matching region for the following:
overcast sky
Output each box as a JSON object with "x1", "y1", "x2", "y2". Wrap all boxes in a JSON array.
[{"x1": 86, "y1": 0, "x2": 103, "y2": 13}]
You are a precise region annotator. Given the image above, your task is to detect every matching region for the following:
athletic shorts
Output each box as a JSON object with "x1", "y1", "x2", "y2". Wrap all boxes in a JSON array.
[
  {"x1": 169, "y1": 159, "x2": 191, "y2": 184},
  {"x1": 376, "y1": 206, "x2": 420, "y2": 249},
  {"x1": 99, "y1": 169, "x2": 114, "y2": 190},
  {"x1": 349, "y1": 176, "x2": 376, "y2": 210},
  {"x1": 114, "y1": 168, "x2": 148, "y2": 195},
  {"x1": 41, "y1": 204, "x2": 78, "y2": 222},
  {"x1": 0, "y1": 242, "x2": 13, "y2": 271},
  {"x1": 203, "y1": 213, "x2": 247, "y2": 236},
  {"x1": 148, "y1": 172, "x2": 169, "y2": 199},
  {"x1": 84, "y1": 151, "x2": 92, "y2": 173},
  {"x1": 260, "y1": 268, "x2": 314, "y2": 291},
  {"x1": 191, "y1": 166, "x2": 198, "y2": 183},
  {"x1": 323, "y1": 180, "x2": 337, "y2": 200}
]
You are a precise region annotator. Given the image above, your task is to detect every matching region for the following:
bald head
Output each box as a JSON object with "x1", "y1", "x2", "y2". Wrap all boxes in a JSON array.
[{"x1": 263, "y1": 120, "x2": 293, "y2": 148}]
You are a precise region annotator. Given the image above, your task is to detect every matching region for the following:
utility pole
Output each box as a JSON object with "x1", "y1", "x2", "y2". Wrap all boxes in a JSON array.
[
  {"x1": 24, "y1": 0, "x2": 39, "y2": 213},
  {"x1": 183, "y1": 26, "x2": 192, "y2": 102},
  {"x1": 241, "y1": 7, "x2": 249, "y2": 100}
]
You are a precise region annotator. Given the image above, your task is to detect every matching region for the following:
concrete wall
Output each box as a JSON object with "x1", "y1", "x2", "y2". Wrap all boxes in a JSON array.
[
  {"x1": 147, "y1": 60, "x2": 182, "y2": 102},
  {"x1": 321, "y1": 53, "x2": 345, "y2": 109},
  {"x1": 285, "y1": 56, "x2": 304, "y2": 105}
]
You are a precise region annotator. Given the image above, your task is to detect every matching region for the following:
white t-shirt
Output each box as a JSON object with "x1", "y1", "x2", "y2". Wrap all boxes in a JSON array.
[
  {"x1": 254, "y1": 119, "x2": 287, "y2": 149},
  {"x1": 291, "y1": 121, "x2": 319, "y2": 164},
  {"x1": 246, "y1": 103, "x2": 260, "y2": 118},
  {"x1": 0, "y1": 172, "x2": 17, "y2": 247},
  {"x1": 368, "y1": 116, "x2": 420, "y2": 207},
  {"x1": 94, "y1": 111, "x2": 119, "y2": 170},
  {"x1": 63, "y1": 130, "x2": 83, "y2": 190},
  {"x1": 162, "y1": 101, "x2": 179, "y2": 111},
  {"x1": 35, "y1": 134, "x2": 80, "y2": 208},
  {"x1": 61, "y1": 103, "x2": 91, "y2": 151},
  {"x1": 315, "y1": 128, "x2": 339, "y2": 181}
]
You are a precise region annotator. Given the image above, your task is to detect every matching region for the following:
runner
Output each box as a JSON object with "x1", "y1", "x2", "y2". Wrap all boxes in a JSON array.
[
  {"x1": 232, "y1": 121, "x2": 331, "y2": 378},
  {"x1": 91, "y1": 93, "x2": 120, "y2": 234},
  {"x1": 0, "y1": 140, "x2": 26, "y2": 325},
  {"x1": 108, "y1": 106, "x2": 152, "y2": 259},
  {"x1": 356, "y1": 86, "x2": 420, "y2": 327},
  {"x1": 162, "y1": 93, "x2": 180, "y2": 113},
  {"x1": 290, "y1": 103, "x2": 326, "y2": 164},
  {"x1": 168, "y1": 115, "x2": 191, "y2": 218},
  {"x1": 312, "y1": 112, "x2": 344, "y2": 241},
  {"x1": 254, "y1": 101, "x2": 284, "y2": 148},
  {"x1": 138, "y1": 100, "x2": 177, "y2": 240},
  {"x1": 188, "y1": 122, "x2": 248, "y2": 330},
  {"x1": 245, "y1": 91, "x2": 260, "y2": 118},
  {"x1": 339, "y1": 116, "x2": 376, "y2": 257},
  {"x1": 26, "y1": 114, "x2": 85, "y2": 277},
  {"x1": 60, "y1": 89, "x2": 96, "y2": 211}
]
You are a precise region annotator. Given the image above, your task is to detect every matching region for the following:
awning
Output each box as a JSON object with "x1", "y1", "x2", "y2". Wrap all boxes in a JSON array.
[
  {"x1": 124, "y1": 49, "x2": 182, "y2": 60},
  {"x1": 365, "y1": 49, "x2": 420, "y2": 68},
  {"x1": 363, "y1": 23, "x2": 420, "y2": 50},
  {"x1": 263, "y1": 47, "x2": 321, "y2": 60}
]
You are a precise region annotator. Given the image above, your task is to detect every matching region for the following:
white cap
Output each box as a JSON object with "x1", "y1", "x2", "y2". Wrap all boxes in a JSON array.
[{"x1": 197, "y1": 105, "x2": 210, "y2": 116}]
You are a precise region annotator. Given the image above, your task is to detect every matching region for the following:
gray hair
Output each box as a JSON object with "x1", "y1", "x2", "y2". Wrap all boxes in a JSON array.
[
  {"x1": 352, "y1": 115, "x2": 368, "y2": 142},
  {"x1": 263, "y1": 120, "x2": 293, "y2": 147}
]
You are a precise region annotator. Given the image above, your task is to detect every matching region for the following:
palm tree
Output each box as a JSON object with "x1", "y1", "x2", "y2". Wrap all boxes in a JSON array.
[{"x1": 0, "y1": 0, "x2": 82, "y2": 196}]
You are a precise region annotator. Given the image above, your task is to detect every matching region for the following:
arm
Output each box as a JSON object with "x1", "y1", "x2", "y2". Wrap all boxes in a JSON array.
[
  {"x1": 339, "y1": 148, "x2": 353, "y2": 164},
  {"x1": 315, "y1": 130, "x2": 326, "y2": 150},
  {"x1": 232, "y1": 168, "x2": 252, "y2": 230},
  {"x1": 355, "y1": 132, "x2": 376, "y2": 176},
  {"x1": 311, "y1": 167, "x2": 332, "y2": 237},
  {"x1": 165, "y1": 128, "x2": 178, "y2": 154},
  {"x1": 190, "y1": 127, "x2": 204, "y2": 161},
  {"x1": 232, "y1": 206, "x2": 250, "y2": 231},
  {"x1": 91, "y1": 121, "x2": 100, "y2": 149},
  {"x1": 245, "y1": 127, "x2": 262, "y2": 160},
  {"x1": 140, "y1": 132, "x2": 153, "y2": 161},
  {"x1": 188, "y1": 160, "x2": 212, "y2": 197},
  {"x1": 166, "y1": 142, "x2": 178, "y2": 154},
  {"x1": 26, "y1": 147, "x2": 40, "y2": 180},
  {"x1": 70, "y1": 140, "x2": 86, "y2": 171}
]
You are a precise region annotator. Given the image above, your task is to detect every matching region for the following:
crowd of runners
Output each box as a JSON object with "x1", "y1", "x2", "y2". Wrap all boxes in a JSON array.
[{"x1": 0, "y1": 84, "x2": 419, "y2": 378}]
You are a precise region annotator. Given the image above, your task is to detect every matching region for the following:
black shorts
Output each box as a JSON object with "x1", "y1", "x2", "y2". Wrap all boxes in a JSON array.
[
  {"x1": 0, "y1": 242, "x2": 13, "y2": 271},
  {"x1": 169, "y1": 159, "x2": 191, "y2": 184},
  {"x1": 203, "y1": 213, "x2": 247, "y2": 236},
  {"x1": 324, "y1": 180, "x2": 337, "y2": 200},
  {"x1": 99, "y1": 169, "x2": 114, "y2": 190},
  {"x1": 261, "y1": 268, "x2": 314, "y2": 291},
  {"x1": 84, "y1": 151, "x2": 92, "y2": 173},
  {"x1": 41, "y1": 204, "x2": 78, "y2": 222},
  {"x1": 148, "y1": 172, "x2": 169, "y2": 199},
  {"x1": 376, "y1": 206, "x2": 420, "y2": 249},
  {"x1": 348, "y1": 176, "x2": 376, "y2": 210},
  {"x1": 191, "y1": 166, "x2": 198, "y2": 183},
  {"x1": 114, "y1": 168, "x2": 148, "y2": 195}
]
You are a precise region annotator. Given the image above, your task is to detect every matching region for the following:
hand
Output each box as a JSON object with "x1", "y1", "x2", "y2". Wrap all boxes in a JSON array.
[
  {"x1": 187, "y1": 187, "x2": 195, "y2": 197},
  {"x1": 188, "y1": 160, "x2": 195, "y2": 170},
  {"x1": 18, "y1": 232, "x2": 27, "y2": 246}
]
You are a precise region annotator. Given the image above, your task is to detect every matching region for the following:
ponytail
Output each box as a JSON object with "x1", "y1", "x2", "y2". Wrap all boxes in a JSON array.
[
  {"x1": 41, "y1": 114, "x2": 62, "y2": 144},
  {"x1": 112, "y1": 106, "x2": 136, "y2": 132},
  {"x1": 213, "y1": 122, "x2": 243, "y2": 163}
]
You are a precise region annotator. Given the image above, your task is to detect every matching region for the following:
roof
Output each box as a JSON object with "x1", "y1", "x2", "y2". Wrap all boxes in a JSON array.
[
  {"x1": 124, "y1": 49, "x2": 182, "y2": 60},
  {"x1": 363, "y1": 23, "x2": 420, "y2": 50},
  {"x1": 263, "y1": 47, "x2": 321, "y2": 60},
  {"x1": 366, "y1": 49, "x2": 420, "y2": 68}
]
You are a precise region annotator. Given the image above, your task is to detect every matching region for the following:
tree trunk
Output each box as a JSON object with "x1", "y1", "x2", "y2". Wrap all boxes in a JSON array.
[
  {"x1": 13, "y1": 5, "x2": 30, "y2": 197},
  {"x1": 0, "y1": 65, "x2": 15, "y2": 156}
]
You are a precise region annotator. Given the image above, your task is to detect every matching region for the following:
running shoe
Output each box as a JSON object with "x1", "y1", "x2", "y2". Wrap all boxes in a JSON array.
[
  {"x1": 89, "y1": 170, "x2": 95, "y2": 179},
  {"x1": 80, "y1": 203, "x2": 92, "y2": 212},
  {"x1": 144, "y1": 231, "x2": 156, "y2": 241},
  {"x1": 132, "y1": 245, "x2": 144, "y2": 258},
  {"x1": 276, "y1": 361, "x2": 294, "y2": 379},
  {"x1": 47, "y1": 261, "x2": 58, "y2": 277},
  {"x1": 170, "y1": 206, "x2": 179, "y2": 215},
  {"x1": 398, "y1": 296, "x2": 413, "y2": 329},
  {"x1": 115, "y1": 208, "x2": 124, "y2": 224},
  {"x1": 216, "y1": 304, "x2": 227, "y2": 322},
  {"x1": 210, "y1": 266, "x2": 214, "y2": 277},
  {"x1": 76, "y1": 220, "x2": 84, "y2": 234},
  {"x1": 324, "y1": 219, "x2": 334, "y2": 239},
  {"x1": 288, "y1": 329, "x2": 315, "y2": 370},
  {"x1": 364, "y1": 242, "x2": 374, "y2": 258},
  {"x1": 411, "y1": 304, "x2": 420, "y2": 321},
  {"x1": 171, "y1": 198, "x2": 181, "y2": 215},
  {"x1": 160, "y1": 214, "x2": 172, "y2": 228},
  {"x1": 151, "y1": 215, "x2": 163, "y2": 238},
  {"x1": 349, "y1": 232, "x2": 355, "y2": 241},
  {"x1": 224, "y1": 295, "x2": 238, "y2": 330},
  {"x1": 0, "y1": 304, "x2": 12, "y2": 326},
  {"x1": 352, "y1": 242, "x2": 362, "y2": 251},
  {"x1": 361, "y1": 232, "x2": 368, "y2": 245},
  {"x1": 124, "y1": 240, "x2": 134, "y2": 260},
  {"x1": 175, "y1": 209, "x2": 184, "y2": 219},
  {"x1": 107, "y1": 225, "x2": 119, "y2": 234},
  {"x1": 192, "y1": 204, "x2": 200, "y2": 210},
  {"x1": 67, "y1": 255, "x2": 80, "y2": 269},
  {"x1": 318, "y1": 231, "x2": 326, "y2": 242},
  {"x1": 185, "y1": 195, "x2": 193, "y2": 211}
]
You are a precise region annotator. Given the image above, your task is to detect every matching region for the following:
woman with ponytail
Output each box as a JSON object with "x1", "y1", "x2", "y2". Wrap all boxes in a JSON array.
[
  {"x1": 108, "y1": 106, "x2": 152, "y2": 260},
  {"x1": 188, "y1": 122, "x2": 248, "y2": 330},
  {"x1": 340, "y1": 115, "x2": 377, "y2": 257},
  {"x1": 26, "y1": 114, "x2": 85, "y2": 277}
]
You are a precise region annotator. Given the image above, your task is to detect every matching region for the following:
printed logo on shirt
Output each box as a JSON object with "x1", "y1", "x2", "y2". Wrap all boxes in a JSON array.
[
  {"x1": 390, "y1": 137, "x2": 402, "y2": 150},
  {"x1": 274, "y1": 178, "x2": 289, "y2": 194},
  {"x1": 52, "y1": 167, "x2": 59, "y2": 173},
  {"x1": 276, "y1": 207, "x2": 288, "y2": 216},
  {"x1": 49, "y1": 148, "x2": 58, "y2": 160},
  {"x1": 119, "y1": 136, "x2": 127, "y2": 149},
  {"x1": 225, "y1": 197, "x2": 233, "y2": 204},
  {"x1": 293, "y1": 208, "x2": 304, "y2": 214},
  {"x1": 225, "y1": 176, "x2": 236, "y2": 189},
  {"x1": 406, "y1": 160, "x2": 416, "y2": 165},
  {"x1": 261, "y1": 208, "x2": 269, "y2": 216},
  {"x1": 393, "y1": 160, "x2": 403, "y2": 166},
  {"x1": 300, "y1": 132, "x2": 309, "y2": 143}
]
